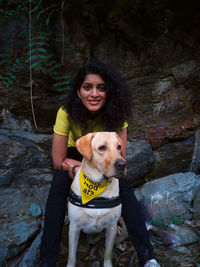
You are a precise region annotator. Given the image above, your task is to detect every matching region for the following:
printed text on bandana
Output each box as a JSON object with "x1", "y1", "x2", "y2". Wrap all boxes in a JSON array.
[{"x1": 80, "y1": 170, "x2": 110, "y2": 204}]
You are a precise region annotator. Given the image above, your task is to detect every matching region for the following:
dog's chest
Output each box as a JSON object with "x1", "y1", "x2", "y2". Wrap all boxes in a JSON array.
[
  {"x1": 68, "y1": 203, "x2": 121, "y2": 234},
  {"x1": 81, "y1": 212, "x2": 112, "y2": 233}
]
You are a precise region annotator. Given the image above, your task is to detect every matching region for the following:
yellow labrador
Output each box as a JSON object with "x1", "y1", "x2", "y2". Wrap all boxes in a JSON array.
[{"x1": 67, "y1": 132, "x2": 126, "y2": 267}]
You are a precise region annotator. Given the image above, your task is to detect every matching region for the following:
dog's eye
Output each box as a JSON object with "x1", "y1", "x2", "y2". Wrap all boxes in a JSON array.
[
  {"x1": 117, "y1": 145, "x2": 121, "y2": 150},
  {"x1": 98, "y1": 145, "x2": 107, "y2": 152}
]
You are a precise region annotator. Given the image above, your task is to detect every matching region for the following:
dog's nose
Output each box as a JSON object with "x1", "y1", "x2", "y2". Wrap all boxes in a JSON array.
[{"x1": 114, "y1": 159, "x2": 126, "y2": 171}]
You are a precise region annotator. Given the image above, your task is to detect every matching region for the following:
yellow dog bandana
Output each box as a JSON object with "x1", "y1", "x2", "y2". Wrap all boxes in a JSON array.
[{"x1": 80, "y1": 170, "x2": 111, "y2": 204}]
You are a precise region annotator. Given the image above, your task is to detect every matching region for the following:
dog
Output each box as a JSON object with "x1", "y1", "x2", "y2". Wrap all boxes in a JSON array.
[{"x1": 67, "y1": 132, "x2": 126, "y2": 267}]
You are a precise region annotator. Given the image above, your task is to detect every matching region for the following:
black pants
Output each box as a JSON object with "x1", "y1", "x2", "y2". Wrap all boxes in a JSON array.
[{"x1": 40, "y1": 148, "x2": 154, "y2": 266}]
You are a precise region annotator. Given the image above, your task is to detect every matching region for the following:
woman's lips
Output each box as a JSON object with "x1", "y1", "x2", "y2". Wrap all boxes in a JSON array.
[{"x1": 88, "y1": 100, "x2": 100, "y2": 105}]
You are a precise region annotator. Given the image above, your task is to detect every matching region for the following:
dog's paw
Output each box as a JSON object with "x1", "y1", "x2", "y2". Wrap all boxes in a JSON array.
[{"x1": 144, "y1": 259, "x2": 161, "y2": 267}]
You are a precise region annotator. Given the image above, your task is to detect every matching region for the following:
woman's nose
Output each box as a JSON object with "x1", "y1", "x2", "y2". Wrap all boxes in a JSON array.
[{"x1": 91, "y1": 87, "x2": 99, "y2": 97}]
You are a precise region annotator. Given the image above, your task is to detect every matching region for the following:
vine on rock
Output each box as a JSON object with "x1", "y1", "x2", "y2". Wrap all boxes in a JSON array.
[{"x1": 0, "y1": 0, "x2": 75, "y2": 127}]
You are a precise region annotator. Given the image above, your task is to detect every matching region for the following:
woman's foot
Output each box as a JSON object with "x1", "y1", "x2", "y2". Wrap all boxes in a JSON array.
[{"x1": 144, "y1": 259, "x2": 161, "y2": 267}]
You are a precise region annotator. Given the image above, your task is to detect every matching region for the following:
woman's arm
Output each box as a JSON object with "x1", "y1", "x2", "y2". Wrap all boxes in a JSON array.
[
  {"x1": 52, "y1": 133, "x2": 81, "y2": 178},
  {"x1": 116, "y1": 127, "x2": 127, "y2": 158},
  {"x1": 52, "y1": 133, "x2": 68, "y2": 169}
]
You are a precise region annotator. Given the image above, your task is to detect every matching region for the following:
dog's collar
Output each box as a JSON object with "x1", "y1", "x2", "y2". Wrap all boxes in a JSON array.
[{"x1": 69, "y1": 189, "x2": 121, "y2": 209}]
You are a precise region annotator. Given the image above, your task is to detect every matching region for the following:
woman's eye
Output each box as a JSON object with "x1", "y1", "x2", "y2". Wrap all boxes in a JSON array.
[
  {"x1": 83, "y1": 85, "x2": 90, "y2": 90},
  {"x1": 98, "y1": 145, "x2": 107, "y2": 152},
  {"x1": 117, "y1": 145, "x2": 121, "y2": 150},
  {"x1": 98, "y1": 86, "x2": 105, "y2": 92}
]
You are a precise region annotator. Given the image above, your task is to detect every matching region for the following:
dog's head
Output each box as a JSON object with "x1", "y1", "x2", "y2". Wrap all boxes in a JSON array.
[{"x1": 76, "y1": 132, "x2": 126, "y2": 180}]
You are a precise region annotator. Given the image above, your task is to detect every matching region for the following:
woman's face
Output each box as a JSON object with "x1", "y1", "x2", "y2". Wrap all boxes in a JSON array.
[{"x1": 77, "y1": 74, "x2": 106, "y2": 114}]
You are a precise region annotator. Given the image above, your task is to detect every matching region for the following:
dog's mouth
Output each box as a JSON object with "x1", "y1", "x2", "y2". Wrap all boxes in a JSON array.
[
  {"x1": 103, "y1": 172, "x2": 126, "y2": 181},
  {"x1": 101, "y1": 159, "x2": 127, "y2": 181}
]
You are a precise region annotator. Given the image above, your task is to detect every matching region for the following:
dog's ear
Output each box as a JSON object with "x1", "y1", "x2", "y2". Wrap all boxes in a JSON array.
[
  {"x1": 76, "y1": 133, "x2": 96, "y2": 160},
  {"x1": 115, "y1": 132, "x2": 125, "y2": 158}
]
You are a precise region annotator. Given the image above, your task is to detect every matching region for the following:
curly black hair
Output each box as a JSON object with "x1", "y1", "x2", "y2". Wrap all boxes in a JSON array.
[{"x1": 64, "y1": 61, "x2": 132, "y2": 132}]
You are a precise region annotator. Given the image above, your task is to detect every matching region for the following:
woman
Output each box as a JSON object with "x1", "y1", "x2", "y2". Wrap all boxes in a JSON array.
[{"x1": 40, "y1": 61, "x2": 160, "y2": 267}]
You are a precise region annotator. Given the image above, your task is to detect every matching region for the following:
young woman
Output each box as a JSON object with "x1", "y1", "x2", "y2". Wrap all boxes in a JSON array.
[{"x1": 40, "y1": 61, "x2": 160, "y2": 267}]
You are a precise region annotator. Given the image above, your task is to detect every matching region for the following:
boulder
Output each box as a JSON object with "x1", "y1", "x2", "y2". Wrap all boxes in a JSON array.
[
  {"x1": 126, "y1": 139, "x2": 154, "y2": 186},
  {"x1": 135, "y1": 172, "x2": 200, "y2": 221},
  {"x1": 148, "y1": 136, "x2": 194, "y2": 179},
  {"x1": 0, "y1": 217, "x2": 39, "y2": 263}
]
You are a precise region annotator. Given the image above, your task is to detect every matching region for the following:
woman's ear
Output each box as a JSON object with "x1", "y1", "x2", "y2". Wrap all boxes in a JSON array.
[{"x1": 77, "y1": 90, "x2": 81, "y2": 99}]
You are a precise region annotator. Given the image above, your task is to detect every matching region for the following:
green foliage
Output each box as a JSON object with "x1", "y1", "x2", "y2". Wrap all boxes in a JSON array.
[
  {"x1": 171, "y1": 216, "x2": 184, "y2": 225},
  {"x1": 150, "y1": 216, "x2": 184, "y2": 229},
  {"x1": 150, "y1": 217, "x2": 168, "y2": 230},
  {"x1": 0, "y1": 0, "x2": 75, "y2": 97},
  {"x1": 0, "y1": 53, "x2": 22, "y2": 88},
  {"x1": 56, "y1": 34, "x2": 75, "y2": 54}
]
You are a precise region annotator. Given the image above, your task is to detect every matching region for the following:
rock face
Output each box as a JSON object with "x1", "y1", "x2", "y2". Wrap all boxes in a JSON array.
[
  {"x1": 148, "y1": 136, "x2": 195, "y2": 179},
  {"x1": 0, "y1": 2, "x2": 200, "y2": 181},
  {"x1": 135, "y1": 172, "x2": 200, "y2": 221},
  {"x1": 0, "y1": 217, "x2": 39, "y2": 262},
  {"x1": 0, "y1": 1, "x2": 200, "y2": 266},
  {"x1": 126, "y1": 140, "x2": 155, "y2": 186}
]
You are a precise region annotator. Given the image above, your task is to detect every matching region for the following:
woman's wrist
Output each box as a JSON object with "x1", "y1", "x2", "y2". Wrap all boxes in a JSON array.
[{"x1": 60, "y1": 158, "x2": 67, "y2": 170}]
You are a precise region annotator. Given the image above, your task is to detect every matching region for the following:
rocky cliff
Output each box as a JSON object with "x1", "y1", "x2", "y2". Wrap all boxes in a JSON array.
[
  {"x1": 1, "y1": 0, "x2": 200, "y2": 180},
  {"x1": 0, "y1": 1, "x2": 200, "y2": 265}
]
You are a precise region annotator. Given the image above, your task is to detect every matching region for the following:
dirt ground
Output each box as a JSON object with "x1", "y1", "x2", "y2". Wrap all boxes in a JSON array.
[{"x1": 56, "y1": 222, "x2": 200, "y2": 267}]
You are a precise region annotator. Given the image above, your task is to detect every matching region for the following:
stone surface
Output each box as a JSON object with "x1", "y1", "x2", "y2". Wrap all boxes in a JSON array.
[
  {"x1": 1, "y1": 109, "x2": 33, "y2": 132},
  {"x1": 171, "y1": 60, "x2": 200, "y2": 83},
  {"x1": 193, "y1": 187, "x2": 200, "y2": 220},
  {"x1": 190, "y1": 129, "x2": 200, "y2": 174},
  {"x1": 168, "y1": 224, "x2": 198, "y2": 246},
  {"x1": 18, "y1": 232, "x2": 42, "y2": 267},
  {"x1": 148, "y1": 136, "x2": 194, "y2": 179},
  {"x1": 146, "y1": 119, "x2": 198, "y2": 149},
  {"x1": 0, "y1": 217, "x2": 39, "y2": 260},
  {"x1": 0, "y1": 2, "x2": 200, "y2": 265},
  {"x1": 135, "y1": 172, "x2": 200, "y2": 221},
  {"x1": 126, "y1": 139, "x2": 155, "y2": 186}
]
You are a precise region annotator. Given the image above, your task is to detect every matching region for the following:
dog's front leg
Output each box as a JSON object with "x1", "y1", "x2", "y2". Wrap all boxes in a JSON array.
[
  {"x1": 104, "y1": 224, "x2": 117, "y2": 267},
  {"x1": 66, "y1": 223, "x2": 80, "y2": 267}
]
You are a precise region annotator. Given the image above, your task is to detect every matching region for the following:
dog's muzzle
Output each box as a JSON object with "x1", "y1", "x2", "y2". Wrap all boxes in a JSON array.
[{"x1": 103, "y1": 159, "x2": 127, "y2": 180}]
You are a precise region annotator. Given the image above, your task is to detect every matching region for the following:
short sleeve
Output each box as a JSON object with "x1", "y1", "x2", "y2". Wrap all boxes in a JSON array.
[
  {"x1": 53, "y1": 107, "x2": 70, "y2": 136},
  {"x1": 123, "y1": 121, "x2": 128, "y2": 129}
]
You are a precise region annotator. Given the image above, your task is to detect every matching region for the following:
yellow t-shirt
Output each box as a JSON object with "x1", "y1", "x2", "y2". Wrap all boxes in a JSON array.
[{"x1": 53, "y1": 107, "x2": 128, "y2": 147}]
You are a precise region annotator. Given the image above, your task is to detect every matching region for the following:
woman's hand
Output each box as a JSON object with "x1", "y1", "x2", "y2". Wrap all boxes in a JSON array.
[{"x1": 61, "y1": 158, "x2": 81, "y2": 179}]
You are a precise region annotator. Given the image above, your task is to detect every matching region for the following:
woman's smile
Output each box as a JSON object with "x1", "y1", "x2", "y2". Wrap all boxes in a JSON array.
[
  {"x1": 77, "y1": 74, "x2": 106, "y2": 114},
  {"x1": 88, "y1": 100, "x2": 100, "y2": 105}
]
